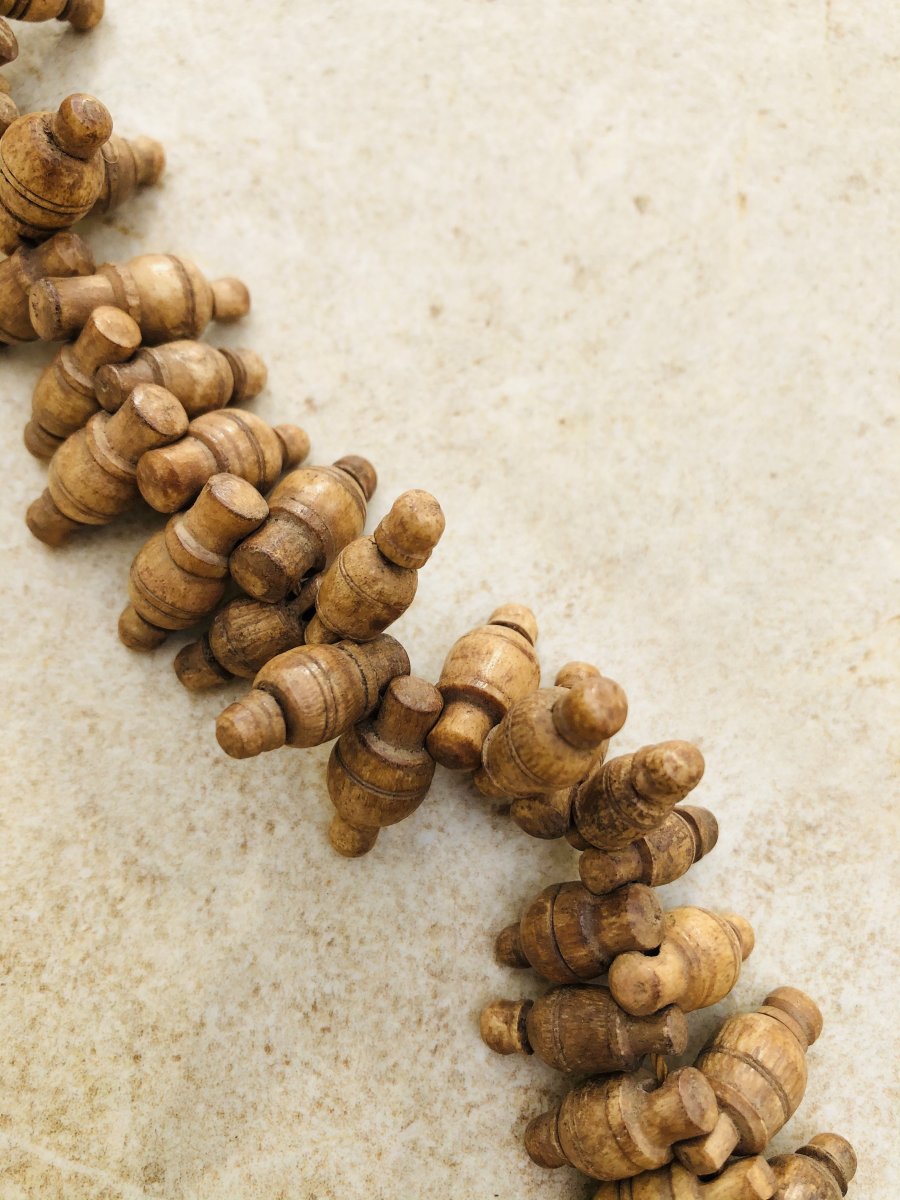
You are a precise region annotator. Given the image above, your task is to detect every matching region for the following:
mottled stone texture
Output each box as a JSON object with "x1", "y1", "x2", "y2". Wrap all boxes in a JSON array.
[{"x1": 1, "y1": 2, "x2": 898, "y2": 1198}]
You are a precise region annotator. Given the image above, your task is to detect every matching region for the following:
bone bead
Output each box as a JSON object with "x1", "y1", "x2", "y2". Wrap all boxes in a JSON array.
[
  {"x1": 0, "y1": 18, "x2": 17, "y2": 65},
  {"x1": 305, "y1": 489, "x2": 445, "y2": 645},
  {"x1": 480, "y1": 985, "x2": 687, "y2": 1075},
  {"x1": 90, "y1": 133, "x2": 164, "y2": 215},
  {"x1": 0, "y1": 0, "x2": 104, "y2": 29},
  {"x1": 496, "y1": 881, "x2": 664, "y2": 985},
  {"x1": 24, "y1": 305, "x2": 141, "y2": 459},
  {"x1": 229, "y1": 456, "x2": 377, "y2": 602},
  {"x1": 609, "y1": 907, "x2": 755, "y2": 1017},
  {"x1": 136, "y1": 410, "x2": 309, "y2": 512},
  {"x1": 0, "y1": 230, "x2": 93, "y2": 346},
  {"x1": 525, "y1": 1067, "x2": 718, "y2": 1181},
  {"x1": 474, "y1": 675, "x2": 628, "y2": 801},
  {"x1": 674, "y1": 989, "x2": 825, "y2": 1173},
  {"x1": 569, "y1": 741, "x2": 706, "y2": 851},
  {"x1": 327, "y1": 675, "x2": 443, "y2": 856},
  {"x1": 215, "y1": 633, "x2": 410, "y2": 759},
  {"x1": 0, "y1": 93, "x2": 111, "y2": 252},
  {"x1": 591, "y1": 1157, "x2": 777, "y2": 1200},
  {"x1": 118, "y1": 474, "x2": 267, "y2": 651},
  {"x1": 579, "y1": 806, "x2": 719, "y2": 894},
  {"x1": 767, "y1": 1134, "x2": 857, "y2": 1200},
  {"x1": 26, "y1": 384, "x2": 187, "y2": 545},
  {"x1": 173, "y1": 577, "x2": 321, "y2": 691},
  {"x1": 426, "y1": 604, "x2": 540, "y2": 770},
  {"x1": 29, "y1": 253, "x2": 250, "y2": 344},
  {"x1": 95, "y1": 342, "x2": 267, "y2": 417}
]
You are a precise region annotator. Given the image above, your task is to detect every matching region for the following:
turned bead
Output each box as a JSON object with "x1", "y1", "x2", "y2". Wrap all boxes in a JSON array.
[
  {"x1": 579, "y1": 806, "x2": 719, "y2": 894},
  {"x1": 0, "y1": 93, "x2": 111, "y2": 252},
  {"x1": 216, "y1": 633, "x2": 410, "y2": 758},
  {"x1": 591, "y1": 1157, "x2": 777, "y2": 1200},
  {"x1": 525, "y1": 1067, "x2": 718, "y2": 1181},
  {"x1": 29, "y1": 253, "x2": 250, "y2": 344},
  {"x1": 305, "y1": 489, "x2": 445, "y2": 644},
  {"x1": 480, "y1": 985, "x2": 687, "y2": 1074},
  {"x1": 0, "y1": 18, "x2": 17, "y2": 66},
  {"x1": 569, "y1": 741, "x2": 706, "y2": 851},
  {"x1": 0, "y1": 1, "x2": 104, "y2": 29},
  {"x1": 675, "y1": 988, "x2": 824, "y2": 1173},
  {"x1": 119, "y1": 473, "x2": 267, "y2": 651},
  {"x1": 173, "y1": 576, "x2": 321, "y2": 691},
  {"x1": 426, "y1": 604, "x2": 540, "y2": 770},
  {"x1": 767, "y1": 1134, "x2": 857, "y2": 1199},
  {"x1": 326, "y1": 675, "x2": 443, "y2": 856},
  {"x1": 496, "y1": 881, "x2": 663, "y2": 984},
  {"x1": 90, "y1": 133, "x2": 164, "y2": 215},
  {"x1": 24, "y1": 305, "x2": 142, "y2": 459},
  {"x1": 474, "y1": 675, "x2": 628, "y2": 800},
  {"x1": 0, "y1": 231, "x2": 93, "y2": 346},
  {"x1": 95, "y1": 342, "x2": 267, "y2": 417},
  {"x1": 27, "y1": 384, "x2": 187, "y2": 545},
  {"x1": 610, "y1": 907, "x2": 755, "y2": 1017},
  {"x1": 229, "y1": 456, "x2": 378, "y2": 602}
]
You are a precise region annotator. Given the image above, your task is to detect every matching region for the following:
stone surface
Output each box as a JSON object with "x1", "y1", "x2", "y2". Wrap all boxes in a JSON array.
[{"x1": 0, "y1": 2, "x2": 898, "y2": 1197}]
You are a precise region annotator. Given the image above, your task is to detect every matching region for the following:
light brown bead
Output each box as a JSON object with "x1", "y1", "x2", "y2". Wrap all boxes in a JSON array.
[
  {"x1": 426, "y1": 604, "x2": 540, "y2": 770},
  {"x1": 496, "y1": 881, "x2": 664, "y2": 984},
  {"x1": 474, "y1": 675, "x2": 628, "y2": 800},
  {"x1": 0, "y1": 230, "x2": 93, "y2": 346},
  {"x1": 29, "y1": 253, "x2": 250, "y2": 344},
  {"x1": 480, "y1": 985, "x2": 687, "y2": 1075},
  {"x1": 0, "y1": 93, "x2": 111, "y2": 252},
  {"x1": 0, "y1": 0, "x2": 104, "y2": 29},
  {"x1": 675, "y1": 988, "x2": 825, "y2": 1173},
  {"x1": 579, "y1": 806, "x2": 719, "y2": 894},
  {"x1": 26, "y1": 384, "x2": 187, "y2": 545},
  {"x1": 609, "y1": 907, "x2": 755, "y2": 1017},
  {"x1": 95, "y1": 342, "x2": 267, "y2": 418},
  {"x1": 0, "y1": 18, "x2": 17, "y2": 66},
  {"x1": 326, "y1": 675, "x2": 443, "y2": 856},
  {"x1": 569, "y1": 741, "x2": 706, "y2": 851},
  {"x1": 24, "y1": 305, "x2": 141, "y2": 459},
  {"x1": 305, "y1": 489, "x2": 445, "y2": 645},
  {"x1": 591, "y1": 1157, "x2": 777, "y2": 1200},
  {"x1": 525, "y1": 1067, "x2": 718, "y2": 1181},
  {"x1": 119, "y1": 473, "x2": 267, "y2": 651},
  {"x1": 90, "y1": 133, "x2": 164, "y2": 216},
  {"x1": 136, "y1": 409, "x2": 309, "y2": 513},
  {"x1": 767, "y1": 1134, "x2": 857, "y2": 1200},
  {"x1": 229, "y1": 456, "x2": 377, "y2": 603},
  {"x1": 215, "y1": 633, "x2": 410, "y2": 758},
  {"x1": 173, "y1": 577, "x2": 321, "y2": 691}
]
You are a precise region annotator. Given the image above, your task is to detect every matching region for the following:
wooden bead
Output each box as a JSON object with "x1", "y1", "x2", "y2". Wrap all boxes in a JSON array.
[
  {"x1": 609, "y1": 907, "x2": 755, "y2": 1017},
  {"x1": 26, "y1": 384, "x2": 187, "y2": 546},
  {"x1": 119, "y1": 473, "x2": 267, "y2": 651},
  {"x1": 136, "y1": 409, "x2": 309, "y2": 513},
  {"x1": 525, "y1": 1067, "x2": 718, "y2": 1181},
  {"x1": 569, "y1": 741, "x2": 706, "y2": 851},
  {"x1": 305, "y1": 489, "x2": 445, "y2": 644},
  {"x1": 591, "y1": 1157, "x2": 777, "y2": 1200},
  {"x1": 0, "y1": 72, "x2": 18, "y2": 129},
  {"x1": 426, "y1": 604, "x2": 540, "y2": 770},
  {"x1": 474, "y1": 675, "x2": 628, "y2": 800},
  {"x1": 0, "y1": 1, "x2": 104, "y2": 30},
  {"x1": 579, "y1": 806, "x2": 719, "y2": 894},
  {"x1": 29, "y1": 253, "x2": 250, "y2": 344},
  {"x1": 0, "y1": 93, "x2": 111, "y2": 252},
  {"x1": 480, "y1": 985, "x2": 687, "y2": 1074},
  {"x1": 675, "y1": 988, "x2": 824, "y2": 1173},
  {"x1": 173, "y1": 576, "x2": 321, "y2": 691},
  {"x1": 91, "y1": 133, "x2": 164, "y2": 216},
  {"x1": 229, "y1": 456, "x2": 378, "y2": 603},
  {"x1": 215, "y1": 633, "x2": 410, "y2": 758},
  {"x1": 326, "y1": 674, "x2": 443, "y2": 856},
  {"x1": 95, "y1": 341, "x2": 267, "y2": 418},
  {"x1": 24, "y1": 305, "x2": 141, "y2": 459},
  {"x1": 496, "y1": 881, "x2": 664, "y2": 984},
  {"x1": 767, "y1": 1134, "x2": 857, "y2": 1200},
  {"x1": 0, "y1": 230, "x2": 93, "y2": 346}
]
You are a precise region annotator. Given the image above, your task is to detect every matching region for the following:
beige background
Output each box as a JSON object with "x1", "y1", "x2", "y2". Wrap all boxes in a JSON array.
[{"x1": 1, "y1": 2, "x2": 898, "y2": 1197}]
